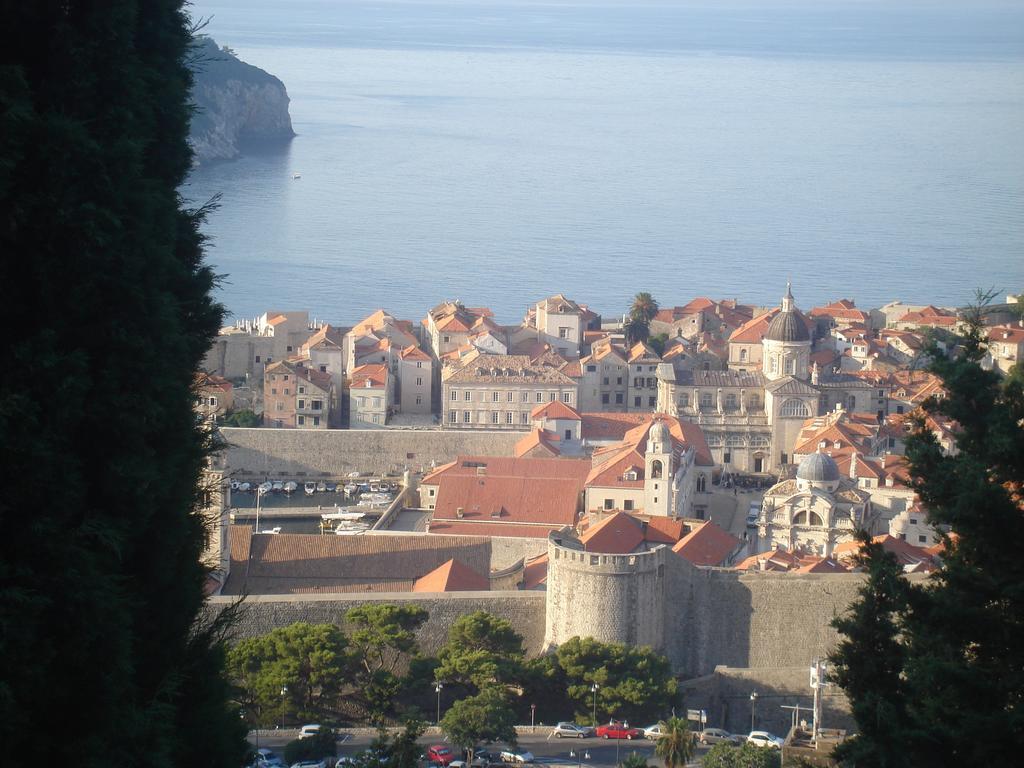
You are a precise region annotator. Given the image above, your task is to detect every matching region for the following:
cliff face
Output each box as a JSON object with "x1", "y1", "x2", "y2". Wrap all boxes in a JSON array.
[{"x1": 188, "y1": 37, "x2": 294, "y2": 165}]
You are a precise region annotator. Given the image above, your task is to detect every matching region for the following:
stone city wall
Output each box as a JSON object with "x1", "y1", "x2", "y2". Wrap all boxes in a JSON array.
[
  {"x1": 211, "y1": 590, "x2": 548, "y2": 655},
  {"x1": 220, "y1": 427, "x2": 521, "y2": 478}
]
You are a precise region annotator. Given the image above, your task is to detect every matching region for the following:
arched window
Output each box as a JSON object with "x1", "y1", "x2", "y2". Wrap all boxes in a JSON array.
[
  {"x1": 651, "y1": 460, "x2": 663, "y2": 479},
  {"x1": 780, "y1": 398, "x2": 811, "y2": 418},
  {"x1": 847, "y1": 395, "x2": 857, "y2": 410},
  {"x1": 751, "y1": 436, "x2": 770, "y2": 449},
  {"x1": 739, "y1": 348, "x2": 748, "y2": 363},
  {"x1": 748, "y1": 394, "x2": 761, "y2": 411},
  {"x1": 725, "y1": 393, "x2": 737, "y2": 410},
  {"x1": 696, "y1": 475, "x2": 707, "y2": 493},
  {"x1": 726, "y1": 435, "x2": 745, "y2": 447},
  {"x1": 678, "y1": 393, "x2": 690, "y2": 408},
  {"x1": 770, "y1": 356, "x2": 778, "y2": 374},
  {"x1": 700, "y1": 392, "x2": 713, "y2": 409}
]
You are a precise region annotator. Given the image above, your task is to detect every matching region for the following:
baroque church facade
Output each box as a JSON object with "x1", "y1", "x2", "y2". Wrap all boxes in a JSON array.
[{"x1": 657, "y1": 285, "x2": 881, "y2": 474}]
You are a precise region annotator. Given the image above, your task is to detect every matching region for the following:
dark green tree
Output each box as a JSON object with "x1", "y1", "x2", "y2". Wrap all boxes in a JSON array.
[
  {"x1": 440, "y1": 687, "x2": 519, "y2": 760},
  {"x1": 554, "y1": 636, "x2": 679, "y2": 724},
  {"x1": 630, "y1": 292, "x2": 660, "y2": 324},
  {"x1": 829, "y1": 293, "x2": 1024, "y2": 765},
  {"x1": 221, "y1": 408, "x2": 262, "y2": 427},
  {"x1": 346, "y1": 604, "x2": 428, "y2": 720},
  {"x1": 621, "y1": 753, "x2": 649, "y2": 768},
  {"x1": 654, "y1": 716, "x2": 693, "y2": 768},
  {"x1": 624, "y1": 316, "x2": 651, "y2": 345},
  {"x1": 227, "y1": 622, "x2": 351, "y2": 724},
  {"x1": 702, "y1": 742, "x2": 780, "y2": 768},
  {"x1": 0, "y1": 2, "x2": 244, "y2": 764},
  {"x1": 435, "y1": 611, "x2": 525, "y2": 692}
]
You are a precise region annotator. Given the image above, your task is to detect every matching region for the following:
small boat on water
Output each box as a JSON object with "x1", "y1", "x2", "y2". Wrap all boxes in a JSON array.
[
  {"x1": 238, "y1": 482, "x2": 252, "y2": 492},
  {"x1": 258, "y1": 527, "x2": 282, "y2": 534},
  {"x1": 325, "y1": 482, "x2": 337, "y2": 493},
  {"x1": 358, "y1": 499, "x2": 390, "y2": 509},
  {"x1": 271, "y1": 480, "x2": 284, "y2": 493},
  {"x1": 283, "y1": 481, "x2": 298, "y2": 494},
  {"x1": 316, "y1": 481, "x2": 328, "y2": 493},
  {"x1": 343, "y1": 483, "x2": 358, "y2": 495},
  {"x1": 304, "y1": 482, "x2": 316, "y2": 496},
  {"x1": 369, "y1": 483, "x2": 381, "y2": 492},
  {"x1": 321, "y1": 511, "x2": 366, "y2": 522},
  {"x1": 257, "y1": 481, "x2": 273, "y2": 495},
  {"x1": 292, "y1": 172, "x2": 301, "y2": 179},
  {"x1": 230, "y1": 480, "x2": 240, "y2": 491}
]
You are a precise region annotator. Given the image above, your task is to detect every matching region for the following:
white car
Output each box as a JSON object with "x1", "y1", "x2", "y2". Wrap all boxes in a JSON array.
[
  {"x1": 299, "y1": 724, "x2": 322, "y2": 739},
  {"x1": 746, "y1": 731, "x2": 784, "y2": 749},
  {"x1": 254, "y1": 749, "x2": 285, "y2": 767},
  {"x1": 498, "y1": 747, "x2": 534, "y2": 763},
  {"x1": 642, "y1": 724, "x2": 664, "y2": 739}
]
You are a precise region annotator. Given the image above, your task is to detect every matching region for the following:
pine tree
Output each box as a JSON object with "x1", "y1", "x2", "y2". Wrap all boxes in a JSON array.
[
  {"x1": 830, "y1": 296, "x2": 1024, "y2": 765},
  {"x1": 0, "y1": 2, "x2": 244, "y2": 763}
]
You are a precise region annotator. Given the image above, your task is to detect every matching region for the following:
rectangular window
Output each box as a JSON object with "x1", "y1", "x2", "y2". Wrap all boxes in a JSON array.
[
  {"x1": 371, "y1": 414, "x2": 379, "y2": 424},
  {"x1": 416, "y1": 377, "x2": 423, "y2": 386},
  {"x1": 417, "y1": 361, "x2": 423, "y2": 368},
  {"x1": 320, "y1": 365, "x2": 327, "y2": 373},
  {"x1": 465, "y1": 391, "x2": 472, "y2": 401},
  {"x1": 918, "y1": 535, "x2": 927, "y2": 543},
  {"x1": 634, "y1": 396, "x2": 641, "y2": 407},
  {"x1": 492, "y1": 391, "x2": 500, "y2": 402},
  {"x1": 615, "y1": 393, "x2": 624, "y2": 404},
  {"x1": 287, "y1": 345, "x2": 293, "y2": 352},
  {"x1": 271, "y1": 388, "x2": 277, "y2": 395},
  {"x1": 255, "y1": 355, "x2": 261, "y2": 363},
  {"x1": 549, "y1": 392, "x2": 557, "y2": 401},
  {"x1": 313, "y1": 416, "x2": 320, "y2": 426},
  {"x1": 297, "y1": 399, "x2": 305, "y2": 410},
  {"x1": 298, "y1": 415, "x2": 305, "y2": 425},
  {"x1": 312, "y1": 400, "x2": 322, "y2": 410},
  {"x1": 562, "y1": 392, "x2": 572, "y2": 403},
  {"x1": 724, "y1": 452, "x2": 731, "y2": 464},
  {"x1": 603, "y1": 377, "x2": 609, "y2": 385},
  {"x1": 416, "y1": 395, "x2": 423, "y2": 405},
  {"x1": 602, "y1": 394, "x2": 610, "y2": 404},
  {"x1": 536, "y1": 392, "x2": 544, "y2": 402},
  {"x1": 275, "y1": 403, "x2": 283, "y2": 411},
  {"x1": 443, "y1": 335, "x2": 451, "y2": 343},
  {"x1": 521, "y1": 391, "x2": 529, "y2": 402},
  {"x1": 449, "y1": 410, "x2": 458, "y2": 423},
  {"x1": 586, "y1": 365, "x2": 597, "y2": 372},
  {"x1": 648, "y1": 396, "x2": 656, "y2": 407},
  {"x1": 284, "y1": 388, "x2": 290, "y2": 395},
  {"x1": 617, "y1": 377, "x2": 623, "y2": 385},
  {"x1": 520, "y1": 412, "x2": 530, "y2": 424},
  {"x1": 451, "y1": 390, "x2": 458, "y2": 401},
  {"x1": 604, "y1": 499, "x2": 614, "y2": 510},
  {"x1": 559, "y1": 327, "x2": 569, "y2": 338},
  {"x1": 429, "y1": 488, "x2": 436, "y2": 497},
  {"x1": 463, "y1": 411, "x2": 471, "y2": 423},
  {"x1": 623, "y1": 500, "x2": 634, "y2": 511},
  {"x1": 283, "y1": 375, "x2": 289, "y2": 381},
  {"x1": 506, "y1": 412, "x2": 514, "y2": 424},
  {"x1": 507, "y1": 391, "x2": 514, "y2": 402},
  {"x1": 298, "y1": 386, "x2": 305, "y2": 394},
  {"x1": 491, "y1": 411, "x2": 500, "y2": 424}
]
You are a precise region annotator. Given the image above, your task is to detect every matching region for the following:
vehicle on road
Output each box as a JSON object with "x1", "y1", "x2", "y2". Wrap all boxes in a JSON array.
[
  {"x1": 746, "y1": 731, "x2": 784, "y2": 749},
  {"x1": 551, "y1": 722, "x2": 595, "y2": 738},
  {"x1": 290, "y1": 760, "x2": 328, "y2": 768},
  {"x1": 299, "y1": 724, "x2": 322, "y2": 739},
  {"x1": 595, "y1": 722, "x2": 643, "y2": 740},
  {"x1": 745, "y1": 502, "x2": 760, "y2": 527},
  {"x1": 428, "y1": 745, "x2": 457, "y2": 766},
  {"x1": 252, "y1": 748, "x2": 285, "y2": 767},
  {"x1": 698, "y1": 728, "x2": 742, "y2": 745},
  {"x1": 497, "y1": 746, "x2": 535, "y2": 763},
  {"x1": 641, "y1": 723, "x2": 664, "y2": 740}
]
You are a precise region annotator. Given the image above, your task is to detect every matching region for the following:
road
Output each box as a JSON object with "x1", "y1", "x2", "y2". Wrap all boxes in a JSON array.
[{"x1": 251, "y1": 728, "x2": 713, "y2": 767}]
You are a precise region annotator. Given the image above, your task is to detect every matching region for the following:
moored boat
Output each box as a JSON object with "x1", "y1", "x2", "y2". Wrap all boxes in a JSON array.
[
  {"x1": 316, "y1": 481, "x2": 328, "y2": 493},
  {"x1": 304, "y1": 482, "x2": 316, "y2": 496},
  {"x1": 271, "y1": 480, "x2": 284, "y2": 493},
  {"x1": 283, "y1": 481, "x2": 298, "y2": 494},
  {"x1": 257, "y1": 481, "x2": 272, "y2": 495},
  {"x1": 239, "y1": 482, "x2": 252, "y2": 492}
]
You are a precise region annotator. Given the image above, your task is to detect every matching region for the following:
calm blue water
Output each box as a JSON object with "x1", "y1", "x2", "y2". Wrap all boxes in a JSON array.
[{"x1": 183, "y1": 1, "x2": 1024, "y2": 325}]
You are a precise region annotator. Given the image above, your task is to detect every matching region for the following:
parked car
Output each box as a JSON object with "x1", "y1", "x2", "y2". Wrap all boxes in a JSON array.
[
  {"x1": 698, "y1": 728, "x2": 741, "y2": 745},
  {"x1": 745, "y1": 503, "x2": 760, "y2": 527},
  {"x1": 551, "y1": 722, "x2": 595, "y2": 738},
  {"x1": 497, "y1": 746, "x2": 535, "y2": 763},
  {"x1": 595, "y1": 722, "x2": 643, "y2": 740},
  {"x1": 641, "y1": 723, "x2": 664, "y2": 740},
  {"x1": 290, "y1": 761, "x2": 328, "y2": 768},
  {"x1": 746, "y1": 731, "x2": 784, "y2": 749},
  {"x1": 428, "y1": 746, "x2": 457, "y2": 766},
  {"x1": 299, "y1": 724, "x2": 322, "y2": 739},
  {"x1": 253, "y1": 748, "x2": 285, "y2": 768}
]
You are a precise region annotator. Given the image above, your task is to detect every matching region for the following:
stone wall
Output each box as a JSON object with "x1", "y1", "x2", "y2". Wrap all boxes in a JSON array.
[
  {"x1": 220, "y1": 427, "x2": 521, "y2": 478},
  {"x1": 211, "y1": 591, "x2": 547, "y2": 655}
]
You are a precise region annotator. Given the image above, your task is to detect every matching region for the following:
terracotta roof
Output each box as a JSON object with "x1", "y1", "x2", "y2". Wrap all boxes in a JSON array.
[
  {"x1": 265, "y1": 359, "x2": 332, "y2": 393},
  {"x1": 399, "y1": 344, "x2": 431, "y2": 362},
  {"x1": 628, "y1": 341, "x2": 660, "y2": 363},
  {"x1": 303, "y1": 324, "x2": 345, "y2": 352},
  {"x1": 672, "y1": 521, "x2": 741, "y2": 566},
  {"x1": 267, "y1": 314, "x2": 288, "y2": 326},
  {"x1": 560, "y1": 360, "x2": 583, "y2": 377},
  {"x1": 445, "y1": 354, "x2": 575, "y2": 385},
  {"x1": 413, "y1": 559, "x2": 490, "y2": 592},
  {"x1": 734, "y1": 547, "x2": 803, "y2": 572},
  {"x1": 350, "y1": 363, "x2": 388, "y2": 388},
  {"x1": 427, "y1": 455, "x2": 590, "y2": 532},
  {"x1": 521, "y1": 554, "x2": 549, "y2": 589},
  {"x1": 810, "y1": 300, "x2": 870, "y2": 324},
  {"x1": 514, "y1": 429, "x2": 561, "y2": 458},
  {"x1": 645, "y1": 516, "x2": 687, "y2": 543},
  {"x1": 427, "y1": 521, "x2": 567, "y2": 539},
  {"x1": 833, "y1": 534, "x2": 936, "y2": 571},
  {"x1": 196, "y1": 372, "x2": 233, "y2": 392},
  {"x1": 531, "y1": 401, "x2": 582, "y2": 421},
  {"x1": 579, "y1": 512, "x2": 647, "y2": 553},
  {"x1": 793, "y1": 557, "x2": 850, "y2": 573},
  {"x1": 539, "y1": 294, "x2": 582, "y2": 313},
  {"x1": 988, "y1": 324, "x2": 1024, "y2": 344},
  {"x1": 222, "y1": 528, "x2": 491, "y2": 594},
  {"x1": 580, "y1": 412, "x2": 651, "y2": 440}
]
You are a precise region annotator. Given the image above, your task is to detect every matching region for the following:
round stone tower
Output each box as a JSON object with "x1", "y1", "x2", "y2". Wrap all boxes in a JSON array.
[
  {"x1": 762, "y1": 282, "x2": 811, "y2": 381},
  {"x1": 544, "y1": 531, "x2": 667, "y2": 651}
]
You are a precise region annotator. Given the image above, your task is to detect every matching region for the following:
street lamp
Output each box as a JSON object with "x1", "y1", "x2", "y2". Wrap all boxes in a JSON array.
[
  {"x1": 569, "y1": 749, "x2": 590, "y2": 768},
  {"x1": 591, "y1": 683, "x2": 600, "y2": 726},
  {"x1": 750, "y1": 691, "x2": 759, "y2": 734},
  {"x1": 280, "y1": 685, "x2": 288, "y2": 730},
  {"x1": 435, "y1": 681, "x2": 445, "y2": 725}
]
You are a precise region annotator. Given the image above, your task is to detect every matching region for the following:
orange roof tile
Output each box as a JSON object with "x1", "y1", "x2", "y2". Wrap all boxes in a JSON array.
[
  {"x1": 350, "y1": 363, "x2": 388, "y2": 388},
  {"x1": 672, "y1": 521, "x2": 741, "y2": 566},
  {"x1": 579, "y1": 512, "x2": 646, "y2": 553},
  {"x1": 427, "y1": 521, "x2": 566, "y2": 539},
  {"x1": 399, "y1": 344, "x2": 431, "y2": 362},
  {"x1": 514, "y1": 429, "x2": 561, "y2": 458},
  {"x1": 833, "y1": 534, "x2": 936, "y2": 571},
  {"x1": 531, "y1": 400, "x2": 582, "y2": 421},
  {"x1": 413, "y1": 559, "x2": 489, "y2": 592},
  {"x1": 521, "y1": 554, "x2": 549, "y2": 589}
]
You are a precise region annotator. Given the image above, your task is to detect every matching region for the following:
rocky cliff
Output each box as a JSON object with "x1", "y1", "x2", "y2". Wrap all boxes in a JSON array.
[{"x1": 188, "y1": 37, "x2": 294, "y2": 165}]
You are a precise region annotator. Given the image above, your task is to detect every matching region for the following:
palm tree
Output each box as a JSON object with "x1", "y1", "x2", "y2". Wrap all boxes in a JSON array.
[
  {"x1": 655, "y1": 716, "x2": 694, "y2": 768},
  {"x1": 630, "y1": 292, "x2": 659, "y2": 324},
  {"x1": 624, "y1": 316, "x2": 650, "y2": 345}
]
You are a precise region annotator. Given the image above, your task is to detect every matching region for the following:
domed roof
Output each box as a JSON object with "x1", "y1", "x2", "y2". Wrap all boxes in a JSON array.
[
  {"x1": 764, "y1": 282, "x2": 811, "y2": 343},
  {"x1": 649, "y1": 419, "x2": 670, "y2": 446},
  {"x1": 797, "y1": 452, "x2": 840, "y2": 482}
]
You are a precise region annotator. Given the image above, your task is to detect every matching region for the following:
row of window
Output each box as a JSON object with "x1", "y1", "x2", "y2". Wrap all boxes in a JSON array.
[
  {"x1": 448, "y1": 389, "x2": 574, "y2": 404},
  {"x1": 632, "y1": 377, "x2": 657, "y2": 388},
  {"x1": 296, "y1": 415, "x2": 321, "y2": 427},
  {"x1": 448, "y1": 410, "x2": 532, "y2": 425},
  {"x1": 679, "y1": 392, "x2": 762, "y2": 409}
]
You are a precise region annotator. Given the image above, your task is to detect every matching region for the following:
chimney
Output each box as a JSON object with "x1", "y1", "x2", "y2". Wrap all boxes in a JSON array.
[
  {"x1": 849, "y1": 450, "x2": 858, "y2": 480},
  {"x1": 456, "y1": 507, "x2": 464, "y2": 518}
]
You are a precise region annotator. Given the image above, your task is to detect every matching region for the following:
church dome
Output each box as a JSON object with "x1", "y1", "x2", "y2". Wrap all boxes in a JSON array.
[
  {"x1": 649, "y1": 418, "x2": 670, "y2": 446},
  {"x1": 765, "y1": 309, "x2": 810, "y2": 343},
  {"x1": 797, "y1": 452, "x2": 840, "y2": 483}
]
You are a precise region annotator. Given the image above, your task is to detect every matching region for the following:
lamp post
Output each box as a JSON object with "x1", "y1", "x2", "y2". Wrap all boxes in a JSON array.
[
  {"x1": 591, "y1": 683, "x2": 599, "y2": 726},
  {"x1": 280, "y1": 685, "x2": 288, "y2": 730},
  {"x1": 531, "y1": 703, "x2": 536, "y2": 733},
  {"x1": 569, "y1": 749, "x2": 590, "y2": 768},
  {"x1": 435, "y1": 681, "x2": 445, "y2": 725},
  {"x1": 750, "y1": 691, "x2": 758, "y2": 734},
  {"x1": 616, "y1": 722, "x2": 628, "y2": 767}
]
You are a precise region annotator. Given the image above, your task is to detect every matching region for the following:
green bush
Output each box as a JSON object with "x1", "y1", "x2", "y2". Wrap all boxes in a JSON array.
[{"x1": 284, "y1": 729, "x2": 337, "y2": 763}]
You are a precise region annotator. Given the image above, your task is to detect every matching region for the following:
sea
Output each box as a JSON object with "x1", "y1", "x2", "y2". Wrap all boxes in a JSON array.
[{"x1": 183, "y1": 0, "x2": 1024, "y2": 326}]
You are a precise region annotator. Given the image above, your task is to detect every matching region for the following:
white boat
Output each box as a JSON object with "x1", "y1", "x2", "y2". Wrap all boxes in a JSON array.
[
  {"x1": 259, "y1": 526, "x2": 282, "y2": 534},
  {"x1": 334, "y1": 527, "x2": 364, "y2": 535},
  {"x1": 283, "y1": 481, "x2": 298, "y2": 494},
  {"x1": 272, "y1": 480, "x2": 284, "y2": 493},
  {"x1": 257, "y1": 482, "x2": 273, "y2": 495},
  {"x1": 360, "y1": 492, "x2": 392, "y2": 502},
  {"x1": 344, "y1": 483, "x2": 358, "y2": 495},
  {"x1": 316, "y1": 481, "x2": 328, "y2": 493},
  {"x1": 292, "y1": 172, "x2": 301, "y2": 179},
  {"x1": 230, "y1": 480, "x2": 240, "y2": 491},
  {"x1": 239, "y1": 482, "x2": 252, "y2": 492},
  {"x1": 304, "y1": 482, "x2": 316, "y2": 496},
  {"x1": 321, "y1": 511, "x2": 366, "y2": 522},
  {"x1": 369, "y1": 483, "x2": 381, "y2": 492},
  {"x1": 358, "y1": 499, "x2": 390, "y2": 509}
]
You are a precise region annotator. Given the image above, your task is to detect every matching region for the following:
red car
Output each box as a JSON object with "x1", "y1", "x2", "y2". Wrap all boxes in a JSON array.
[
  {"x1": 595, "y1": 722, "x2": 643, "y2": 740},
  {"x1": 428, "y1": 746, "x2": 457, "y2": 766}
]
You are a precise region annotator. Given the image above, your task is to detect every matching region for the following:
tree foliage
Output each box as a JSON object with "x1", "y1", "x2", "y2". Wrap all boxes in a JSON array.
[
  {"x1": 654, "y1": 716, "x2": 693, "y2": 768},
  {"x1": 440, "y1": 687, "x2": 519, "y2": 756},
  {"x1": 228, "y1": 622, "x2": 350, "y2": 725},
  {"x1": 625, "y1": 293, "x2": 659, "y2": 345},
  {"x1": 829, "y1": 293, "x2": 1024, "y2": 766},
  {"x1": 221, "y1": 408, "x2": 261, "y2": 427},
  {"x1": 621, "y1": 753, "x2": 649, "y2": 768},
  {"x1": 702, "y1": 743, "x2": 780, "y2": 768},
  {"x1": 0, "y1": 2, "x2": 244, "y2": 764},
  {"x1": 553, "y1": 636, "x2": 679, "y2": 724},
  {"x1": 283, "y1": 728, "x2": 338, "y2": 763},
  {"x1": 436, "y1": 611, "x2": 525, "y2": 691}
]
